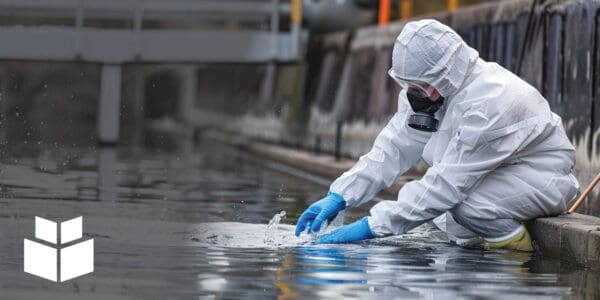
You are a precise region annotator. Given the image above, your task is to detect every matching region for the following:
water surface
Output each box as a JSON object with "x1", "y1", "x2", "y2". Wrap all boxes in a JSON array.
[{"x1": 0, "y1": 140, "x2": 598, "y2": 299}]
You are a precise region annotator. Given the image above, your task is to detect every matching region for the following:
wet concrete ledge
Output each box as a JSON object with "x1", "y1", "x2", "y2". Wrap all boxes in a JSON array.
[
  {"x1": 528, "y1": 214, "x2": 600, "y2": 271},
  {"x1": 205, "y1": 130, "x2": 600, "y2": 271}
]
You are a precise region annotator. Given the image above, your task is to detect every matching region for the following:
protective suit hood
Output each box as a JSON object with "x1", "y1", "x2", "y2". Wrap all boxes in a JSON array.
[{"x1": 391, "y1": 19, "x2": 479, "y2": 97}]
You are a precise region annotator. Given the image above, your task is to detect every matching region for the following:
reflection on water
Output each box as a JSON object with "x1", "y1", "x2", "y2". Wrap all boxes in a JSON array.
[
  {"x1": 0, "y1": 139, "x2": 598, "y2": 299},
  {"x1": 192, "y1": 222, "x2": 584, "y2": 299}
]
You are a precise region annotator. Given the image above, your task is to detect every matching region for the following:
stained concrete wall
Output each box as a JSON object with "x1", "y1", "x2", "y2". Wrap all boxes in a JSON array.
[{"x1": 192, "y1": 0, "x2": 600, "y2": 216}]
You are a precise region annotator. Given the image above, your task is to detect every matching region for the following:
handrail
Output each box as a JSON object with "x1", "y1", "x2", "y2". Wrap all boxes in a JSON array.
[{"x1": 0, "y1": 0, "x2": 291, "y2": 21}]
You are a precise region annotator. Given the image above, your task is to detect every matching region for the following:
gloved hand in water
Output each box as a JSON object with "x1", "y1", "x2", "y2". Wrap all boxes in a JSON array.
[
  {"x1": 315, "y1": 216, "x2": 375, "y2": 244},
  {"x1": 295, "y1": 192, "x2": 346, "y2": 236}
]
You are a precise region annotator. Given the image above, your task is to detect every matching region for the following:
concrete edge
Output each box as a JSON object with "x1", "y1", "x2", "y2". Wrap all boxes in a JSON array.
[
  {"x1": 528, "y1": 214, "x2": 600, "y2": 271},
  {"x1": 204, "y1": 129, "x2": 600, "y2": 271}
]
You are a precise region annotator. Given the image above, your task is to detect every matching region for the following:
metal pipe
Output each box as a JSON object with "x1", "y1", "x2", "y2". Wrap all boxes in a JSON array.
[
  {"x1": 568, "y1": 172, "x2": 600, "y2": 213},
  {"x1": 291, "y1": 0, "x2": 302, "y2": 25},
  {"x1": 378, "y1": 0, "x2": 390, "y2": 26},
  {"x1": 447, "y1": 0, "x2": 458, "y2": 12},
  {"x1": 399, "y1": 0, "x2": 412, "y2": 20}
]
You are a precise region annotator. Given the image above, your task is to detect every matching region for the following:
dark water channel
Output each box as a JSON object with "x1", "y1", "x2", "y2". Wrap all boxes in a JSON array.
[{"x1": 0, "y1": 139, "x2": 598, "y2": 299}]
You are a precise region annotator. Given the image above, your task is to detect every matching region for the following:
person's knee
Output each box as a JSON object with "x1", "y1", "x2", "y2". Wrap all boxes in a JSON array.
[
  {"x1": 449, "y1": 204, "x2": 477, "y2": 227},
  {"x1": 449, "y1": 205, "x2": 521, "y2": 239}
]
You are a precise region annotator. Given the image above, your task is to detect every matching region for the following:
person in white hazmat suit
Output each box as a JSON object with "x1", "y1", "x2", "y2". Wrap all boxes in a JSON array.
[{"x1": 294, "y1": 19, "x2": 580, "y2": 251}]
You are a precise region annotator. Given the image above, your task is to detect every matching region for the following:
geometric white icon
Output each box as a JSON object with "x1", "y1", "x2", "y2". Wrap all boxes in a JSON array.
[{"x1": 24, "y1": 216, "x2": 94, "y2": 282}]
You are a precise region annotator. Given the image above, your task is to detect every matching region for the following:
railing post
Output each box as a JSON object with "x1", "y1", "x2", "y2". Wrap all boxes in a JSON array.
[
  {"x1": 335, "y1": 121, "x2": 343, "y2": 161},
  {"x1": 259, "y1": 0, "x2": 279, "y2": 111}
]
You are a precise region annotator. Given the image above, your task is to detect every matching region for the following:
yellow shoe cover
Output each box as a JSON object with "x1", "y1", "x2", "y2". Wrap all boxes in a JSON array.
[{"x1": 486, "y1": 226, "x2": 533, "y2": 252}]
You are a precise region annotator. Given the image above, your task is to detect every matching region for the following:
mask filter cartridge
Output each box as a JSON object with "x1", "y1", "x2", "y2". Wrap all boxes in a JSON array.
[{"x1": 406, "y1": 91, "x2": 444, "y2": 132}]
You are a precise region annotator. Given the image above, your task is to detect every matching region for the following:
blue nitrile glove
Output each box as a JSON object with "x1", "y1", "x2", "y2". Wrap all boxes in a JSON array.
[
  {"x1": 314, "y1": 216, "x2": 375, "y2": 244},
  {"x1": 295, "y1": 192, "x2": 346, "y2": 237}
]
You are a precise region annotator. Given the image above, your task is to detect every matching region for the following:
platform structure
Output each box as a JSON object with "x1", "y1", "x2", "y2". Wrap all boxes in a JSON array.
[{"x1": 0, "y1": 0, "x2": 302, "y2": 143}]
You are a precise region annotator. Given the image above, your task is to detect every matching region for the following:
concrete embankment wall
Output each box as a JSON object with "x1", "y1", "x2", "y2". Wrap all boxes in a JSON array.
[{"x1": 192, "y1": 0, "x2": 600, "y2": 217}]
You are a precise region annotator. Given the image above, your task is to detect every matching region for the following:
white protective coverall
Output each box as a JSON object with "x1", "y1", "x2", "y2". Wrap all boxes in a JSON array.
[{"x1": 329, "y1": 19, "x2": 580, "y2": 242}]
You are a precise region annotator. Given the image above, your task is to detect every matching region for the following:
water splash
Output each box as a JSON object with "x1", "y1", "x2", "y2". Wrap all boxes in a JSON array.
[
  {"x1": 190, "y1": 216, "x2": 455, "y2": 249},
  {"x1": 268, "y1": 210, "x2": 287, "y2": 228},
  {"x1": 191, "y1": 210, "x2": 313, "y2": 248},
  {"x1": 264, "y1": 210, "x2": 286, "y2": 245},
  {"x1": 264, "y1": 209, "x2": 346, "y2": 245}
]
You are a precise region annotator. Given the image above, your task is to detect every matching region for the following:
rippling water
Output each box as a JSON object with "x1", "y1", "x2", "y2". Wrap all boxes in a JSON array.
[{"x1": 0, "y1": 140, "x2": 598, "y2": 299}]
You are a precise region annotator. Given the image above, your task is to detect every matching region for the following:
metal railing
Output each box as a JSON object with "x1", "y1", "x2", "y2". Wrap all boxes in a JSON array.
[
  {"x1": 0, "y1": 0, "x2": 301, "y2": 63},
  {"x1": 0, "y1": 0, "x2": 291, "y2": 23}
]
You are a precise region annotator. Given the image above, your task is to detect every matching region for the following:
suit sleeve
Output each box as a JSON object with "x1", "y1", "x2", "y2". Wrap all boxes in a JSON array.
[{"x1": 330, "y1": 92, "x2": 432, "y2": 207}]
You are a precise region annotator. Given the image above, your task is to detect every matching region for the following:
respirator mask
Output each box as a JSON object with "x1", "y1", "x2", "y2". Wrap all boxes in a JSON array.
[
  {"x1": 406, "y1": 89, "x2": 444, "y2": 132},
  {"x1": 388, "y1": 69, "x2": 444, "y2": 132}
]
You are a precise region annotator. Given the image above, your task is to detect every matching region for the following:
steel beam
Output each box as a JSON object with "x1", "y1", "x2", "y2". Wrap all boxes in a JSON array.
[
  {"x1": 0, "y1": 0, "x2": 291, "y2": 19},
  {"x1": 0, "y1": 27, "x2": 298, "y2": 63}
]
